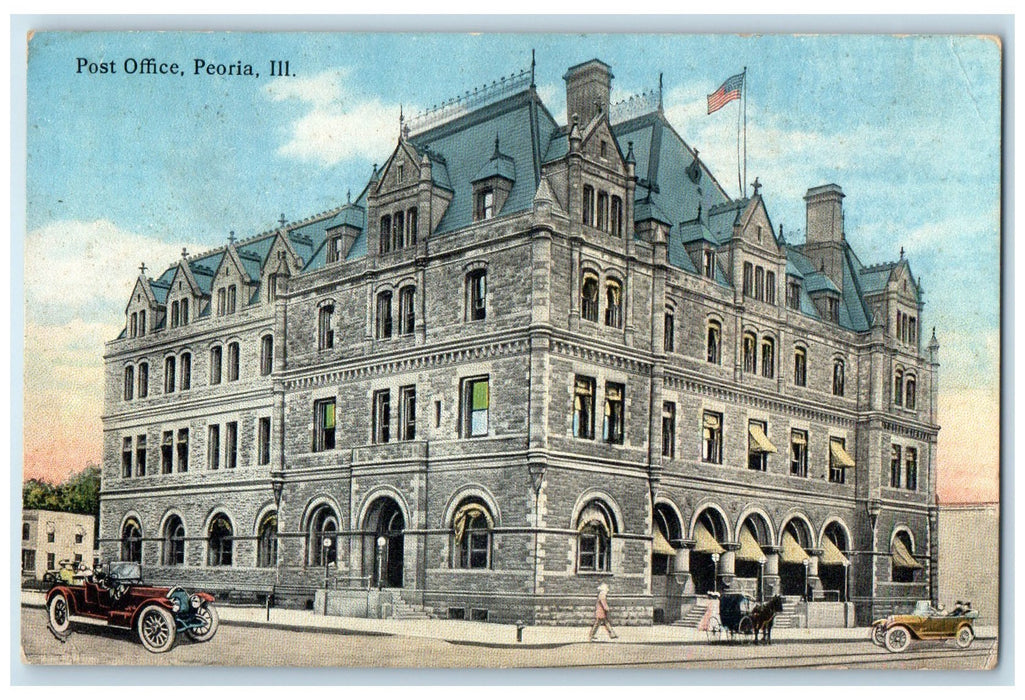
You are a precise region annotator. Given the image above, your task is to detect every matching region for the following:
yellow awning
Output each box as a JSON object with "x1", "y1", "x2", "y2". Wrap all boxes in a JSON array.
[
  {"x1": 652, "y1": 529, "x2": 676, "y2": 556},
  {"x1": 453, "y1": 503, "x2": 494, "y2": 543},
  {"x1": 820, "y1": 535, "x2": 850, "y2": 566},
  {"x1": 748, "y1": 424, "x2": 777, "y2": 453},
  {"x1": 780, "y1": 530, "x2": 810, "y2": 564},
  {"x1": 891, "y1": 537, "x2": 923, "y2": 569},
  {"x1": 830, "y1": 441, "x2": 856, "y2": 468},
  {"x1": 693, "y1": 521, "x2": 725, "y2": 554},
  {"x1": 736, "y1": 526, "x2": 765, "y2": 562}
]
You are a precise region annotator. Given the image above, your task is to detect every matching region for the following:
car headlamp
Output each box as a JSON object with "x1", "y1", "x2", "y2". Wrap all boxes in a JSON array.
[
  {"x1": 191, "y1": 594, "x2": 201, "y2": 609},
  {"x1": 171, "y1": 598, "x2": 182, "y2": 613}
]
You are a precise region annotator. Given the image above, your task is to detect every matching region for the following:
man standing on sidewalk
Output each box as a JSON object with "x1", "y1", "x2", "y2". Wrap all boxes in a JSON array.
[{"x1": 589, "y1": 583, "x2": 618, "y2": 641}]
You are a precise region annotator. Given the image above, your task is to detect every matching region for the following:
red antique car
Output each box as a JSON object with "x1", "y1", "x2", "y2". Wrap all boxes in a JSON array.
[{"x1": 45, "y1": 561, "x2": 218, "y2": 653}]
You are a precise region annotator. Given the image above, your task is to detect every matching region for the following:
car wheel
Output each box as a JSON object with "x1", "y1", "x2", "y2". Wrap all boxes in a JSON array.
[
  {"x1": 186, "y1": 603, "x2": 219, "y2": 643},
  {"x1": 137, "y1": 604, "x2": 177, "y2": 653},
  {"x1": 872, "y1": 624, "x2": 886, "y2": 647},
  {"x1": 955, "y1": 625, "x2": 975, "y2": 649},
  {"x1": 884, "y1": 624, "x2": 912, "y2": 653},
  {"x1": 48, "y1": 593, "x2": 71, "y2": 635}
]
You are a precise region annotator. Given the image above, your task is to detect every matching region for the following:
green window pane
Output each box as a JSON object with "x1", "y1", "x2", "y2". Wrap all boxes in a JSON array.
[
  {"x1": 324, "y1": 402, "x2": 335, "y2": 429},
  {"x1": 472, "y1": 381, "x2": 489, "y2": 410}
]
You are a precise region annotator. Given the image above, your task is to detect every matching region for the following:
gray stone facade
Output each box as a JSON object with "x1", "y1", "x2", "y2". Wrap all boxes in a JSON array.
[{"x1": 100, "y1": 58, "x2": 939, "y2": 625}]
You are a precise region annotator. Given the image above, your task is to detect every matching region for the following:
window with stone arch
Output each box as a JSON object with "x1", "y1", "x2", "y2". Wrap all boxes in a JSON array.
[
  {"x1": 257, "y1": 511, "x2": 278, "y2": 568},
  {"x1": 905, "y1": 374, "x2": 917, "y2": 410},
  {"x1": 760, "y1": 336, "x2": 775, "y2": 378},
  {"x1": 742, "y1": 332, "x2": 757, "y2": 373},
  {"x1": 163, "y1": 515, "x2": 185, "y2": 566},
  {"x1": 576, "y1": 499, "x2": 616, "y2": 573},
  {"x1": 308, "y1": 504, "x2": 339, "y2": 566},
  {"x1": 452, "y1": 498, "x2": 495, "y2": 570},
  {"x1": 794, "y1": 346, "x2": 807, "y2": 386},
  {"x1": 207, "y1": 514, "x2": 233, "y2": 567},
  {"x1": 124, "y1": 365, "x2": 134, "y2": 401},
  {"x1": 581, "y1": 272, "x2": 599, "y2": 323},
  {"x1": 604, "y1": 278, "x2": 623, "y2": 328},
  {"x1": 893, "y1": 368, "x2": 904, "y2": 406},
  {"x1": 466, "y1": 269, "x2": 487, "y2": 321},
  {"x1": 706, "y1": 319, "x2": 722, "y2": 364},
  {"x1": 121, "y1": 518, "x2": 142, "y2": 563},
  {"x1": 833, "y1": 358, "x2": 846, "y2": 396},
  {"x1": 138, "y1": 361, "x2": 149, "y2": 398}
]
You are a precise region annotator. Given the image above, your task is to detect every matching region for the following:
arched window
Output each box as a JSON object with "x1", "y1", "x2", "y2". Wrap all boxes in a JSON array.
[
  {"x1": 138, "y1": 362, "x2": 149, "y2": 398},
  {"x1": 398, "y1": 286, "x2": 416, "y2": 335},
  {"x1": 891, "y1": 531, "x2": 920, "y2": 583},
  {"x1": 163, "y1": 516, "x2": 185, "y2": 566},
  {"x1": 210, "y1": 346, "x2": 223, "y2": 385},
  {"x1": 581, "y1": 273, "x2": 599, "y2": 322},
  {"x1": 577, "y1": 500, "x2": 615, "y2": 572},
  {"x1": 260, "y1": 335, "x2": 273, "y2": 376},
  {"x1": 180, "y1": 352, "x2": 191, "y2": 391},
  {"x1": 318, "y1": 305, "x2": 334, "y2": 350},
  {"x1": 742, "y1": 333, "x2": 757, "y2": 373},
  {"x1": 663, "y1": 307, "x2": 675, "y2": 352},
  {"x1": 604, "y1": 278, "x2": 622, "y2": 328},
  {"x1": 452, "y1": 499, "x2": 494, "y2": 569},
  {"x1": 208, "y1": 514, "x2": 233, "y2": 567},
  {"x1": 164, "y1": 356, "x2": 176, "y2": 394},
  {"x1": 905, "y1": 375, "x2": 917, "y2": 410},
  {"x1": 309, "y1": 505, "x2": 339, "y2": 566},
  {"x1": 760, "y1": 337, "x2": 775, "y2": 378},
  {"x1": 379, "y1": 215, "x2": 392, "y2": 254},
  {"x1": 582, "y1": 184, "x2": 595, "y2": 226},
  {"x1": 257, "y1": 512, "x2": 278, "y2": 568},
  {"x1": 376, "y1": 290, "x2": 393, "y2": 339},
  {"x1": 227, "y1": 342, "x2": 240, "y2": 382},
  {"x1": 833, "y1": 358, "x2": 846, "y2": 396},
  {"x1": 467, "y1": 270, "x2": 487, "y2": 321},
  {"x1": 794, "y1": 347, "x2": 807, "y2": 386},
  {"x1": 894, "y1": 368, "x2": 904, "y2": 406},
  {"x1": 707, "y1": 320, "x2": 722, "y2": 364},
  {"x1": 124, "y1": 366, "x2": 134, "y2": 401},
  {"x1": 121, "y1": 518, "x2": 142, "y2": 563}
]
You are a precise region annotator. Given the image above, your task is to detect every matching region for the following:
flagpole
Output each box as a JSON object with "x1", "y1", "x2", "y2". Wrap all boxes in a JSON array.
[
  {"x1": 743, "y1": 66, "x2": 748, "y2": 198},
  {"x1": 736, "y1": 74, "x2": 742, "y2": 198}
]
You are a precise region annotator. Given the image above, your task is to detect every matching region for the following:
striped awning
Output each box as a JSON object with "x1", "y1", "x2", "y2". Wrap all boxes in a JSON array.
[
  {"x1": 891, "y1": 537, "x2": 923, "y2": 570},
  {"x1": 748, "y1": 424, "x2": 777, "y2": 453},
  {"x1": 820, "y1": 535, "x2": 850, "y2": 566},
  {"x1": 829, "y1": 441, "x2": 856, "y2": 468},
  {"x1": 652, "y1": 529, "x2": 676, "y2": 556},
  {"x1": 780, "y1": 530, "x2": 810, "y2": 564},
  {"x1": 693, "y1": 521, "x2": 726, "y2": 555},
  {"x1": 736, "y1": 526, "x2": 765, "y2": 562}
]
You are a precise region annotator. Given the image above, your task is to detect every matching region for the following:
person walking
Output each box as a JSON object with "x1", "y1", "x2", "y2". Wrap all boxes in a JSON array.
[{"x1": 589, "y1": 583, "x2": 618, "y2": 641}]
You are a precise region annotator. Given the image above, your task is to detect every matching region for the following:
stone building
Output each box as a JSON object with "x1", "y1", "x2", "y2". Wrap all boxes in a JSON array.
[
  {"x1": 100, "y1": 58, "x2": 940, "y2": 625},
  {"x1": 21, "y1": 510, "x2": 96, "y2": 581}
]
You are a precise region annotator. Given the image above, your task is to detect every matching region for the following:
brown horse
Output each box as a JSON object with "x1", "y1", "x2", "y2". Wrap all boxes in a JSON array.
[{"x1": 750, "y1": 595, "x2": 784, "y2": 644}]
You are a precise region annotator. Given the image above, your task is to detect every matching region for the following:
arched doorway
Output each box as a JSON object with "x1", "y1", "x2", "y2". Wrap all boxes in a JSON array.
[
  {"x1": 819, "y1": 521, "x2": 851, "y2": 601},
  {"x1": 121, "y1": 518, "x2": 142, "y2": 563},
  {"x1": 779, "y1": 518, "x2": 813, "y2": 597},
  {"x1": 736, "y1": 514, "x2": 772, "y2": 599},
  {"x1": 691, "y1": 508, "x2": 727, "y2": 596},
  {"x1": 363, "y1": 497, "x2": 405, "y2": 588},
  {"x1": 652, "y1": 502, "x2": 683, "y2": 624}
]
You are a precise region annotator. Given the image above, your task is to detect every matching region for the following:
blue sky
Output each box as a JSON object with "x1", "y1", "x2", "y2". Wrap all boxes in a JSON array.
[{"x1": 23, "y1": 32, "x2": 1001, "y2": 500}]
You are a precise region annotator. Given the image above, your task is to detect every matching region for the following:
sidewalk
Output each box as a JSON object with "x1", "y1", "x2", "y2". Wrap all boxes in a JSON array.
[{"x1": 21, "y1": 591, "x2": 996, "y2": 649}]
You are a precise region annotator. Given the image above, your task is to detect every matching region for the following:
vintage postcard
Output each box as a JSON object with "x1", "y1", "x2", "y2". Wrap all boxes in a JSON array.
[{"x1": 19, "y1": 29, "x2": 1002, "y2": 672}]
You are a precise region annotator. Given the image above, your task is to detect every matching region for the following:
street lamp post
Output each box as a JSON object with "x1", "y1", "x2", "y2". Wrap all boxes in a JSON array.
[
  {"x1": 376, "y1": 535, "x2": 387, "y2": 590},
  {"x1": 758, "y1": 556, "x2": 767, "y2": 602},
  {"x1": 322, "y1": 535, "x2": 333, "y2": 615},
  {"x1": 711, "y1": 552, "x2": 720, "y2": 595},
  {"x1": 803, "y1": 558, "x2": 811, "y2": 602}
]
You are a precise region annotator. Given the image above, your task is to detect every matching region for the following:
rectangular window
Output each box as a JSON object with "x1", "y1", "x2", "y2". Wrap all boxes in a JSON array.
[
  {"x1": 890, "y1": 444, "x2": 902, "y2": 488},
  {"x1": 582, "y1": 185, "x2": 594, "y2": 226},
  {"x1": 327, "y1": 236, "x2": 343, "y2": 263},
  {"x1": 461, "y1": 376, "x2": 490, "y2": 438},
  {"x1": 610, "y1": 196, "x2": 623, "y2": 237},
  {"x1": 181, "y1": 300, "x2": 189, "y2": 325},
  {"x1": 210, "y1": 346, "x2": 222, "y2": 385},
  {"x1": 319, "y1": 305, "x2": 335, "y2": 350},
  {"x1": 75, "y1": 532, "x2": 84, "y2": 544},
  {"x1": 47, "y1": 531, "x2": 55, "y2": 544},
  {"x1": 602, "y1": 382, "x2": 625, "y2": 445},
  {"x1": 208, "y1": 425, "x2": 220, "y2": 470},
  {"x1": 905, "y1": 447, "x2": 918, "y2": 491},
  {"x1": 138, "y1": 363, "x2": 148, "y2": 398},
  {"x1": 662, "y1": 402, "x2": 676, "y2": 459},
  {"x1": 766, "y1": 271, "x2": 776, "y2": 304},
  {"x1": 707, "y1": 323, "x2": 721, "y2": 364},
  {"x1": 572, "y1": 376, "x2": 596, "y2": 440},
  {"x1": 227, "y1": 285, "x2": 237, "y2": 314},
  {"x1": 217, "y1": 288, "x2": 226, "y2": 316},
  {"x1": 476, "y1": 188, "x2": 495, "y2": 221},
  {"x1": 122, "y1": 437, "x2": 133, "y2": 478},
  {"x1": 161, "y1": 430, "x2": 173, "y2": 474},
  {"x1": 787, "y1": 280, "x2": 801, "y2": 310},
  {"x1": 827, "y1": 297, "x2": 840, "y2": 322},
  {"x1": 258, "y1": 417, "x2": 271, "y2": 465},
  {"x1": 314, "y1": 399, "x2": 336, "y2": 451},
  {"x1": 399, "y1": 287, "x2": 416, "y2": 335},
  {"x1": 227, "y1": 343, "x2": 239, "y2": 382},
  {"x1": 22, "y1": 523, "x2": 29, "y2": 541},
  {"x1": 135, "y1": 435, "x2": 147, "y2": 477},
  {"x1": 748, "y1": 420, "x2": 768, "y2": 471},
  {"x1": 467, "y1": 271, "x2": 487, "y2": 321},
  {"x1": 743, "y1": 262, "x2": 753, "y2": 297},
  {"x1": 702, "y1": 411, "x2": 723, "y2": 464},
  {"x1": 761, "y1": 340, "x2": 775, "y2": 379},
  {"x1": 829, "y1": 437, "x2": 847, "y2": 484},
  {"x1": 790, "y1": 430, "x2": 808, "y2": 477},
  {"x1": 755, "y1": 266, "x2": 765, "y2": 300},
  {"x1": 22, "y1": 549, "x2": 36, "y2": 572},
  {"x1": 124, "y1": 366, "x2": 134, "y2": 401},
  {"x1": 596, "y1": 191, "x2": 609, "y2": 231},
  {"x1": 225, "y1": 421, "x2": 238, "y2": 468},
  {"x1": 703, "y1": 250, "x2": 715, "y2": 279},
  {"x1": 400, "y1": 386, "x2": 416, "y2": 441},
  {"x1": 794, "y1": 349, "x2": 807, "y2": 386},
  {"x1": 373, "y1": 390, "x2": 391, "y2": 444},
  {"x1": 47, "y1": 553, "x2": 55, "y2": 570},
  {"x1": 664, "y1": 310, "x2": 675, "y2": 352},
  {"x1": 164, "y1": 356, "x2": 176, "y2": 394},
  {"x1": 180, "y1": 353, "x2": 191, "y2": 390},
  {"x1": 177, "y1": 428, "x2": 189, "y2": 472},
  {"x1": 261, "y1": 336, "x2": 273, "y2": 376},
  {"x1": 376, "y1": 292, "x2": 393, "y2": 339},
  {"x1": 407, "y1": 208, "x2": 418, "y2": 246}
]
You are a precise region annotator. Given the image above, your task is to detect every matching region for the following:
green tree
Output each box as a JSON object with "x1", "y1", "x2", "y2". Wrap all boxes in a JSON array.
[{"x1": 22, "y1": 465, "x2": 100, "y2": 516}]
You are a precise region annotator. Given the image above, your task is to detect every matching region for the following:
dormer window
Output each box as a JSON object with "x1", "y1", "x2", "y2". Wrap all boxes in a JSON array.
[
  {"x1": 181, "y1": 300, "x2": 189, "y2": 325},
  {"x1": 327, "y1": 236, "x2": 343, "y2": 263},
  {"x1": 139, "y1": 310, "x2": 146, "y2": 336},
  {"x1": 786, "y1": 280, "x2": 801, "y2": 310},
  {"x1": 826, "y1": 296, "x2": 840, "y2": 323},
  {"x1": 703, "y1": 250, "x2": 715, "y2": 279},
  {"x1": 476, "y1": 188, "x2": 495, "y2": 221},
  {"x1": 600, "y1": 140, "x2": 608, "y2": 158},
  {"x1": 227, "y1": 285, "x2": 237, "y2": 314},
  {"x1": 397, "y1": 162, "x2": 404, "y2": 182}
]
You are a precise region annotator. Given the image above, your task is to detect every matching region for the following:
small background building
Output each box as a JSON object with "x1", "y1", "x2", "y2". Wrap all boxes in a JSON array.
[
  {"x1": 21, "y1": 510, "x2": 96, "y2": 583},
  {"x1": 938, "y1": 501, "x2": 998, "y2": 626}
]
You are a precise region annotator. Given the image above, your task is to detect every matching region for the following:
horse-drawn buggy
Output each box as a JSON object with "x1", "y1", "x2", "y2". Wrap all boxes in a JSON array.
[{"x1": 701, "y1": 592, "x2": 784, "y2": 644}]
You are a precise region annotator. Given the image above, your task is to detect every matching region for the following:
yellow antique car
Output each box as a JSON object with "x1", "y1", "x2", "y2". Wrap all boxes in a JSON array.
[{"x1": 871, "y1": 600, "x2": 978, "y2": 652}]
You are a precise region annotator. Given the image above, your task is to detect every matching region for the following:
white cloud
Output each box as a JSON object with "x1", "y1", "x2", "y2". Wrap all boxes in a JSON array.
[{"x1": 264, "y1": 68, "x2": 404, "y2": 167}]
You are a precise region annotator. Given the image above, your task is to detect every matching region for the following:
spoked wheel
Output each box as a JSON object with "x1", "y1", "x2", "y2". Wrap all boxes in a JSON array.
[
  {"x1": 47, "y1": 593, "x2": 71, "y2": 635},
  {"x1": 186, "y1": 604, "x2": 219, "y2": 642},
  {"x1": 705, "y1": 615, "x2": 723, "y2": 642},
  {"x1": 955, "y1": 625, "x2": 975, "y2": 649},
  {"x1": 738, "y1": 615, "x2": 755, "y2": 640},
  {"x1": 884, "y1": 624, "x2": 912, "y2": 653},
  {"x1": 871, "y1": 624, "x2": 886, "y2": 647},
  {"x1": 137, "y1": 604, "x2": 176, "y2": 653}
]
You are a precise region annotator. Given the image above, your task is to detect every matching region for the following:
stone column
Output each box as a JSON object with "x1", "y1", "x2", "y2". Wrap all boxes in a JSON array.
[
  {"x1": 806, "y1": 548, "x2": 823, "y2": 599},
  {"x1": 762, "y1": 545, "x2": 781, "y2": 598},
  {"x1": 719, "y1": 542, "x2": 740, "y2": 592},
  {"x1": 674, "y1": 539, "x2": 696, "y2": 602}
]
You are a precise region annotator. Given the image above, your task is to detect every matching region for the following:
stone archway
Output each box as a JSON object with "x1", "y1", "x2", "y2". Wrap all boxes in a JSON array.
[
  {"x1": 362, "y1": 496, "x2": 405, "y2": 588},
  {"x1": 690, "y1": 508, "x2": 728, "y2": 596},
  {"x1": 736, "y1": 513, "x2": 772, "y2": 599},
  {"x1": 779, "y1": 518, "x2": 814, "y2": 597},
  {"x1": 819, "y1": 521, "x2": 852, "y2": 601}
]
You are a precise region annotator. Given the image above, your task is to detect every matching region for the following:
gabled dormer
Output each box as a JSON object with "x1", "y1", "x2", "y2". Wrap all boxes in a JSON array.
[
  {"x1": 731, "y1": 185, "x2": 785, "y2": 306},
  {"x1": 471, "y1": 136, "x2": 516, "y2": 222},
  {"x1": 325, "y1": 200, "x2": 365, "y2": 264},
  {"x1": 260, "y1": 232, "x2": 303, "y2": 303},
  {"x1": 124, "y1": 268, "x2": 158, "y2": 339},
  {"x1": 884, "y1": 257, "x2": 923, "y2": 349},
  {"x1": 678, "y1": 205, "x2": 720, "y2": 281},
  {"x1": 165, "y1": 251, "x2": 202, "y2": 330},
  {"x1": 368, "y1": 138, "x2": 453, "y2": 257},
  {"x1": 209, "y1": 240, "x2": 253, "y2": 317}
]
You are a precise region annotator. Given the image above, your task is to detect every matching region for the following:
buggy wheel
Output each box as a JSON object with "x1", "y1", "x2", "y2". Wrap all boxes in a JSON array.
[
  {"x1": 955, "y1": 625, "x2": 975, "y2": 649},
  {"x1": 871, "y1": 624, "x2": 886, "y2": 647},
  {"x1": 884, "y1": 624, "x2": 912, "y2": 653},
  {"x1": 186, "y1": 603, "x2": 219, "y2": 642},
  {"x1": 705, "y1": 616, "x2": 722, "y2": 642},
  {"x1": 47, "y1": 592, "x2": 71, "y2": 635},
  {"x1": 738, "y1": 616, "x2": 755, "y2": 637},
  {"x1": 137, "y1": 604, "x2": 176, "y2": 653}
]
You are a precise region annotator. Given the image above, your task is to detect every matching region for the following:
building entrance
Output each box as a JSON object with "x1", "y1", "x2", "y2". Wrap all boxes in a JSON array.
[{"x1": 363, "y1": 497, "x2": 405, "y2": 588}]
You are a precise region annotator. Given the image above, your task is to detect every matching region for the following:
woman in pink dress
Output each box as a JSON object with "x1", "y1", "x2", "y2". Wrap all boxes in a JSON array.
[
  {"x1": 699, "y1": 591, "x2": 721, "y2": 632},
  {"x1": 588, "y1": 583, "x2": 618, "y2": 641}
]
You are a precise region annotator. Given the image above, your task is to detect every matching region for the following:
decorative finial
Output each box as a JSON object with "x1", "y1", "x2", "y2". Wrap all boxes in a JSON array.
[
  {"x1": 347, "y1": 189, "x2": 351, "y2": 204},
  {"x1": 658, "y1": 72, "x2": 664, "y2": 111},
  {"x1": 228, "y1": 230, "x2": 236, "y2": 245},
  {"x1": 626, "y1": 141, "x2": 635, "y2": 164},
  {"x1": 494, "y1": 133, "x2": 501, "y2": 157},
  {"x1": 279, "y1": 213, "x2": 287, "y2": 227},
  {"x1": 181, "y1": 247, "x2": 188, "y2": 259},
  {"x1": 900, "y1": 246, "x2": 905, "y2": 259},
  {"x1": 139, "y1": 262, "x2": 147, "y2": 275},
  {"x1": 530, "y1": 49, "x2": 536, "y2": 88},
  {"x1": 751, "y1": 177, "x2": 762, "y2": 196}
]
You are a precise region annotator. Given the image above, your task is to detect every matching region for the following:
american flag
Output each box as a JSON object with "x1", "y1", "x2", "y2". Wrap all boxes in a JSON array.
[{"x1": 707, "y1": 72, "x2": 744, "y2": 114}]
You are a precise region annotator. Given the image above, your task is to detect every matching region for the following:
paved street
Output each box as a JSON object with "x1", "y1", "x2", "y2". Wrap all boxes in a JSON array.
[{"x1": 21, "y1": 604, "x2": 997, "y2": 670}]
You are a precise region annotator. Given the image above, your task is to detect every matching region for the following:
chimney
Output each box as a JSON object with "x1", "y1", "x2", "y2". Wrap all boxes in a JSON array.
[
  {"x1": 804, "y1": 184, "x2": 845, "y2": 244},
  {"x1": 564, "y1": 59, "x2": 613, "y2": 127}
]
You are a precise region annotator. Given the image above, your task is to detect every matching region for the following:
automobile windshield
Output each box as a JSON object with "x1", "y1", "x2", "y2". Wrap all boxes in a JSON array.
[{"x1": 108, "y1": 561, "x2": 142, "y2": 581}]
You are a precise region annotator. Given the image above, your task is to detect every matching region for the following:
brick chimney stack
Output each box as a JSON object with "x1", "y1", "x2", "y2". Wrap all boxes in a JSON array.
[
  {"x1": 803, "y1": 183, "x2": 846, "y2": 292},
  {"x1": 564, "y1": 59, "x2": 613, "y2": 127}
]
